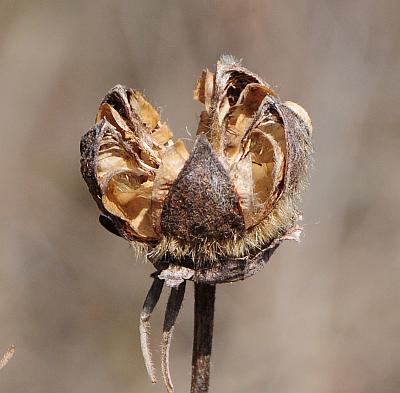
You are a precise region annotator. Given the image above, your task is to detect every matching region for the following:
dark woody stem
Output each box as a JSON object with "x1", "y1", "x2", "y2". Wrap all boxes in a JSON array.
[{"x1": 190, "y1": 283, "x2": 216, "y2": 393}]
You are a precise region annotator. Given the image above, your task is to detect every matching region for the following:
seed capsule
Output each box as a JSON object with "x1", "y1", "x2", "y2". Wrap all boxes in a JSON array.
[
  {"x1": 80, "y1": 56, "x2": 314, "y2": 390},
  {"x1": 80, "y1": 55, "x2": 313, "y2": 267}
]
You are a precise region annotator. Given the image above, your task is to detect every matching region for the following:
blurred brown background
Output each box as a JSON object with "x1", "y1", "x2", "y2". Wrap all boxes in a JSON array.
[{"x1": 1, "y1": 1, "x2": 399, "y2": 392}]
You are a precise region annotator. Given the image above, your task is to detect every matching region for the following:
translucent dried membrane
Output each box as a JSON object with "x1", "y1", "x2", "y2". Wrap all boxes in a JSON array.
[
  {"x1": 94, "y1": 85, "x2": 188, "y2": 241},
  {"x1": 81, "y1": 56, "x2": 313, "y2": 261},
  {"x1": 212, "y1": 81, "x2": 288, "y2": 228}
]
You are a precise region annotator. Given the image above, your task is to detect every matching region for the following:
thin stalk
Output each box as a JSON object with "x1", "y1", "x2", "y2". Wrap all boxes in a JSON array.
[
  {"x1": 161, "y1": 282, "x2": 186, "y2": 393},
  {"x1": 139, "y1": 276, "x2": 164, "y2": 383},
  {"x1": 190, "y1": 283, "x2": 216, "y2": 393}
]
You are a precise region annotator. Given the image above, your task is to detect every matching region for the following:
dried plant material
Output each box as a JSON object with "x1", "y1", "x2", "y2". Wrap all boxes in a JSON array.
[
  {"x1": 81, "y1": 85, "x2": 179, "y2": 242},
  {"x1": 161, "y1": 282, "x2": 186, "y2": 393},
  {"x1": 191, "y1": 284, "x2": 215, "y2": 393},
  {"x1": 151, "y1": 140, "x2": 189, "y2": 235},
  {"x1": 81, "y1": 58, "x2": 312, "y2": 262},
  {"x1": 0, "y1": 345, "x2": 15, "y2": 370},
  {"x1": 154, "y1": 55, "x2": 312, "y2": 262},
  {"x1": 160, "y1": 135, "x2": 245, "y2": 242},
  {"x1": 80, "y1": 55, "x2": 314, "y2": 393},
  {"x1": 139, "y1": 277, "x2": 164, "y2": 383},
  {"x1": 158, "y1": 265, "x2": 194, "y2": 288}
]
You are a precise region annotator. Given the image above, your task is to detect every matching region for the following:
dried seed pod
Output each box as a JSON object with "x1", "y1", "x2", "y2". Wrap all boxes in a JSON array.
[
  {"x1": 80, "y1": 56, "x2": 314, "y2": 392},
  {"x1": 81, "y1": 56, "x2": 313, "y2": 266}
]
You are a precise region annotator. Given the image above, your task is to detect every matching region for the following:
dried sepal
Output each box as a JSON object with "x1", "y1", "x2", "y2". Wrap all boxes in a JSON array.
[
  {"x1": 139, "y1": 276, "x2": 164, "y2": 383},
  {"x1": 161, "y1": 282, "x2": 186, "y2": 393}
]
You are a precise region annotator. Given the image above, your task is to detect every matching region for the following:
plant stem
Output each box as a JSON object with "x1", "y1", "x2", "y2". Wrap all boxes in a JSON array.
[{"x1": 190, "y1": 283, "x2": 216, "y2": 393}]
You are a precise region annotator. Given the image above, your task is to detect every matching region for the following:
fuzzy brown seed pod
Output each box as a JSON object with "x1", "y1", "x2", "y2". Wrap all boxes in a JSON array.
[
  {"x1": 80, "y1": 55, "x2": 313, "y2": 278},
  {"x1": 80, "y1": 56, "x2": 313, "y2": 392}
]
